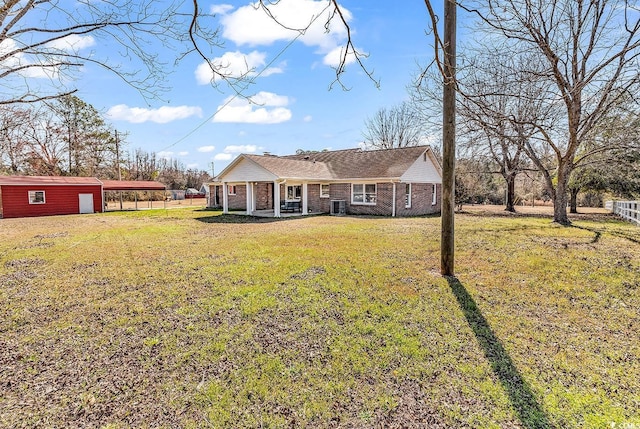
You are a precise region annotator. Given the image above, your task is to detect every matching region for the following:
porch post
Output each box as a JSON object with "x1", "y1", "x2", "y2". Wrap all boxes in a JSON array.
[
  {"x1": 222, "y1": 183, "x2": 229, "y2": 214},
  {"x1": 252, "y1": 183, "x2": 257, "y2": 212},
  {"x1": 245, "y1": 181, "x2": 252, "y2": 215},
  {"x1": 302, "y1": 182, "x2": 308, "y2": 215},
  {"x1": 392, "y1": 182, "x2": 396, "y2": 217},
  {"x1": 274, "y1": 181, "x2": 281, "y2": 217}
]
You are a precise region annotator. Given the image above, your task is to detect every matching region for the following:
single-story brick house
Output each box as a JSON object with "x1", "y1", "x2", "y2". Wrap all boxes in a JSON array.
[
  {"x1": 0, "y1": 176, "x2": 166, "y2": 219},
  {"x1": 209, "y1": 145, "x2": 442, "y2": 217}
]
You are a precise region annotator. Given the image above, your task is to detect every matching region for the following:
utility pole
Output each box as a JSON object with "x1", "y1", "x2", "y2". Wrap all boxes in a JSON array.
[
  {"x1": 441, "y1": 0, "x2": 456, "y2": 276},
  {"x1": 115, "y1": 130, "x2": 123, "y2": 210}
]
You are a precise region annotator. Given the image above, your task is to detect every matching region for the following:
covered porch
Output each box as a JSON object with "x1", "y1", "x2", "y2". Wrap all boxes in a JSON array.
[{"x1": 213, "y1": 181, "x2": 314, "y2": 218}]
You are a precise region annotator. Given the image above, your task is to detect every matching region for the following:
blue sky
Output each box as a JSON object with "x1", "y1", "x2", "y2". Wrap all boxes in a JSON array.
[{"x1": 73, "y1": 1, "x2": 447, "y2": 174}]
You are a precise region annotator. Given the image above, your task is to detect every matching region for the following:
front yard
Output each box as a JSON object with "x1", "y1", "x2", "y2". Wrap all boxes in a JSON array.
[{"x1": 0, "y1": 208, "x2": 638, "y2": 428}]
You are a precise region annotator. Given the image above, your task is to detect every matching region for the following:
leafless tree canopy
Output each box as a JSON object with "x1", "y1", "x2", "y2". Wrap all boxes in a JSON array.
[
  {"x1": 362, "y1": 102, "x2": 424, "y2": 149},
  {"x1": 458, "y1": 0, "x2": 640, "y2": 224},
  {"x1": 0, "y1": 0, "x2": 223, "y2": 104}
]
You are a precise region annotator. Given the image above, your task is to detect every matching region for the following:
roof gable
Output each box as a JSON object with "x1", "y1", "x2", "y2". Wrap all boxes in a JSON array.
[{"x1": 216, "y1": 155, "x2": 279, "y2": 182}]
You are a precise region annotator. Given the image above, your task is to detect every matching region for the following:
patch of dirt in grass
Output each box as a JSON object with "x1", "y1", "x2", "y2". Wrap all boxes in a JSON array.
[
  {"x1": 3, "y1": 257, "x2": 45, "y2": 270},
  {"x1": 253, "y1": 307, "x2": 330, "y2": 363},
  {"x1": 373, "y1": 379, "x2": 448, "y2": 429},
  {"x1": 290, "y1": 265, "x2": 326, "y2": 280},
  {"x1": 0, "y1": 309, "x2": 201, "y2": 428},
  {"x1": 1, "y1": 258, "x2": 42, "y2": 294}
]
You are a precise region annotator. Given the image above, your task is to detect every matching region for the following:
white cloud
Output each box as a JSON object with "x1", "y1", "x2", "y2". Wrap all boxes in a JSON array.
[
  {"x1": 157, "y1": 151, "x2": 174, "y2": 159},
  {"x1": 48, "y1": 35, "x2": 96, "y2": 51},
  {"x1": 303, "y1": 115, "x2": 313, "y2": 122},
  {"x1": 106, "y1": 105, "x2": 202, "y2": 124},
  {"x1": 214, "y1": 153, "x2": 233, "y2": 161},
  {"x1": 210, "y1": 4, "x2": 234, "y2": 14},
  {"x1": 0, "y1": 39, "x2": 59, "y2": 79},
  {"x1": 221, "y1": 0, "x2": 350, "y2": 50},
  {"x1": 224, "y1": 145, "x2": 258, "y2": 153},
  {"x1": 213, "y1": 91, "x2": 292, "y2": 124},
  {"x1": 198, "y1": 145, "x2": 216, "y2": 153},
  {"x1": 195, "y1": 50, "x2": 283, "y2": 85},
  {"x1": 322, "y1": 45, "x2": 358, "y2": 68},
  {"x1": 178, "y1": 151, "x2": 189, "y2": 156}
]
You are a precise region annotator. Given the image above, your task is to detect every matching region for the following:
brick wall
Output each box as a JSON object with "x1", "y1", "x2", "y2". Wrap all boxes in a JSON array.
[
  {"x1": 227, "y1": 184, "x2": 246, "y2": 210},
  {"x1": 395, "y1": 183, "x2": 441, "y2": 216},
  {"x1": 222, "y1": 181, "x2": 441, "y2": 216},
  {"x1": 328, "y1": 182, "x2": 442, "y2": 217},
  {"x1": 306, "y1": 184, "x2": 331, "y2": 213},
  {"x1": 255, "y1": 183, "x2": 273, "y2": 210}
]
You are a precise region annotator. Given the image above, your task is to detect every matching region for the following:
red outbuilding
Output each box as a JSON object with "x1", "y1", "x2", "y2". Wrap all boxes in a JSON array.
[{"x1": 0, "y1": 176, "x2": 103, "y2": 219}]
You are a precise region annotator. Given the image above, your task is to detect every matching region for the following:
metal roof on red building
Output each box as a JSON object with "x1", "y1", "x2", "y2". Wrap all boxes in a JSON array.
[
  {"x1": 0, "y1": 176, "x2": 166, "y2": 190},
  {"x1": 0, "y1": 175, "x2": 102, "y2": 186},
  {"x1": 100, "y1": 180, "x2": 166, "y2": 191}
]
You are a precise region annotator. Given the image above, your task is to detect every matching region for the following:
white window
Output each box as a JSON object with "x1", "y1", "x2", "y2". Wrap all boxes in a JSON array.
[
  {"x1": 287, "y1": 185, "x2": 301, "y2": 200},
  {"x1": 352, "y1": 183, "x2": 377, "y2": 205},
  {"x1": 320, "y1": 184, "x2": 330, "y2": 198},
  {"x1": 28, "y1": 190, "x2": 45, "y2": 204},
  {"x1": 405, "y1": 183, "x2": 411, "y2": 208},
  {"x1": 432, "y1": 184, "x2": 437, "y2": 205},
  {"x1": 228, "y1": 185, "x2": 237, "y2": 195}
]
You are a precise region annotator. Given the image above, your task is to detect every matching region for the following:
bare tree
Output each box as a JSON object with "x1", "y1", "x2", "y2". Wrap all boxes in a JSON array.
[
  {"x1": 0, "y1": 0, "x2": 225, "y2": 105},
  {"x1": 22, "y1": 108, "x2": 66, "y2": 175},
  {"x1": 0, "y1": 106, "x2": 30, "y2": 173},
  {"x1": 362, "y1": 102, "x2": 423, "y2": 149},
  {"x1": 456, "y1": 50, "x2": 556, "y2": 212},
  {"x1": 464, "y1": 0, "x2": 640, "y2": 225}
]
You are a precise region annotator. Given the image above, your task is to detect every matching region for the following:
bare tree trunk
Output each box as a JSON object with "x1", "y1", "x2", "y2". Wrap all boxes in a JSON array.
[
  {"x1": 441, "y1": 0, "x2": 456, "y2": 276},
  {"x1": 553, "y1": 165, "x2": 572, "y2": 224},
  {"x1": 569, "y1": 187, "x2": 579, "y2": 214},
  {"x1": 505, "y1": 173, "x2": 517, "y2": 212}
]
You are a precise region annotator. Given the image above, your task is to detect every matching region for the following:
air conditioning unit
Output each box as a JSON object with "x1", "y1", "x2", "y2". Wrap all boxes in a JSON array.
[{"x1": 331, "y1": 199, "x2": 346, "y2": 215}]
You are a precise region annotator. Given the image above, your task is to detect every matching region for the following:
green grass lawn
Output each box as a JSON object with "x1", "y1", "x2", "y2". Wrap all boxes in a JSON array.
[{"x1": 0, "y1": 208, "x2": 638, "y2": 428}]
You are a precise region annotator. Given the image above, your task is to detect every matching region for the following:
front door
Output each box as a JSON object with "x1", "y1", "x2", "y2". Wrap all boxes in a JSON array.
[{"x1": 79, "y1": 194, "x2": 94, "y2": 214}]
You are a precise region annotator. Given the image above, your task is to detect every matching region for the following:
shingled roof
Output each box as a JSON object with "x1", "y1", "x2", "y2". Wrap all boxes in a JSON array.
[
  {"x1": 215, "y1": 145, "x2": 441, "y2": 182},
  {"x1": 243, "y1": 154, "x2": 334, "y2": 180},
  {"x1": 283, "y1": 146, "x2": 434, "y2": 179}
]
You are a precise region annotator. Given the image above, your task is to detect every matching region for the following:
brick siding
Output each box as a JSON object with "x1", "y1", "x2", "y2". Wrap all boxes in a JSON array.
[
  {"x1": 395, "y1": 183, "x2": 441, "y2": 216},
  {"x1": 222, "y1": 181, "x2": 441, "y2": 216},
  {"x1": 255, "y1": 183, "x2": 273, "y2": 210},
  {"x1": 227, "y1": 184, "x2": 246, "y2": 210}
]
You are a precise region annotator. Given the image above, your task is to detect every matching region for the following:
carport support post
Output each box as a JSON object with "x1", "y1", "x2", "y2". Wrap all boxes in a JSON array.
[{"x1": 302, "y1": 183, "x2": 308, "y2": 215}]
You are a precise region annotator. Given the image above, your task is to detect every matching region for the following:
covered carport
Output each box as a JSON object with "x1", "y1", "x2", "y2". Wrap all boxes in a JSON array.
[{"x1": 100, "y1": 180, "x2": 167, "y2": 211}]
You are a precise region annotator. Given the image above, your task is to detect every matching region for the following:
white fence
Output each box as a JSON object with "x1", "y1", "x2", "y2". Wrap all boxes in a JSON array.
[{"x1": 606, "y1": 201, "x2": 640, "y2": 226}]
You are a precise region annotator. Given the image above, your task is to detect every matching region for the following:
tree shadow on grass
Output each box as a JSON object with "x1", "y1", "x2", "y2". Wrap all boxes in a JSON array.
[
  {"x1": 571, "y1": 223, "x2": 640, "y2": 245},
  {"x1": 447, "y1": 277, "x2": 555, "y2": 429}
]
